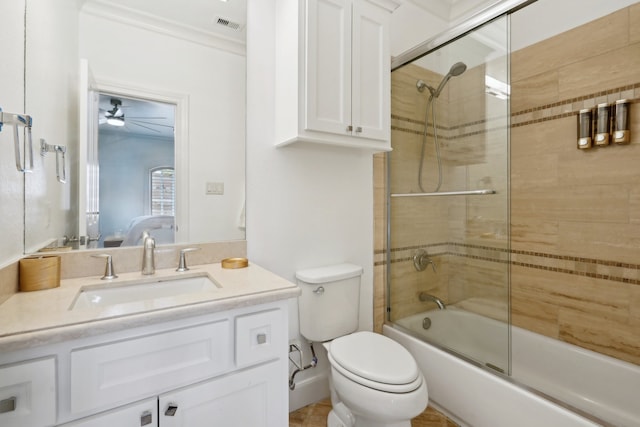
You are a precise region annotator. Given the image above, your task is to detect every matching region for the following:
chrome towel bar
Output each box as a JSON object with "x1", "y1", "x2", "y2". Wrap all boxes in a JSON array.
[{"x1": 391, "y1": 189, "x2": 496, "y2": 198}]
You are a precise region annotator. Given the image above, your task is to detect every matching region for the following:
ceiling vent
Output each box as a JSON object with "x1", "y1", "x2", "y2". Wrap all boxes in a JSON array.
[{"x1": 215, "y1": 16, "x2": 242, "y2": 31}]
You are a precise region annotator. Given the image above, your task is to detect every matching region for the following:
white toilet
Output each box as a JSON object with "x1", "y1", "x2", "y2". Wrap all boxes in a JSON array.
[{"x1": 296, "y1": 263, "x2": 428, "y2": 427}]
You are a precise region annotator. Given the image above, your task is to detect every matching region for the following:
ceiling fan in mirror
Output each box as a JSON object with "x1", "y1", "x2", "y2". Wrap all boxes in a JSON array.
[{"x1": 99, "y1": 97, "x2": 174, "y2": 135}]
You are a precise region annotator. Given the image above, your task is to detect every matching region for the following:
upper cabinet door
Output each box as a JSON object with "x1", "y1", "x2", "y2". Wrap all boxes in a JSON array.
[
  {"x1": 305, "y1": 0, "x2": 352, "y2": 135},
  {"x1": 351, "y1": 0, "x2": 390, "y2": 142}
]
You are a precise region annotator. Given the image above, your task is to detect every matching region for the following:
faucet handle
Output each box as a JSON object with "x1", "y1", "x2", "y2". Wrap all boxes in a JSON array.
[
  {"x1": 413, "y1": 249, "x2": 437, "y2": 273},
  {"x1": 176, "y1": 247, "x2": 200, "y2": 272},
  {"x1": 91, "y1": 254, "x2": 118, "y2": 280}
]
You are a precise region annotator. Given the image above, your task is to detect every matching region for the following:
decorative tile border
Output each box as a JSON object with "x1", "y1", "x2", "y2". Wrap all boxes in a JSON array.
[
  {"x1": 512, "y1": 83, "x2": 640, "y2": 128},
  {"x1": 392, "y1": 82, "x2": 640, "y2": 136},
  {"x1": 377, "y1": 243, "x2": 640, "y2": 286}
]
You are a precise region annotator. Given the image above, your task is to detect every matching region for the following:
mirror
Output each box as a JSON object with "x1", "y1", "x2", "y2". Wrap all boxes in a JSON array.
[{"x1": 23, "y1": 0, "x2": 247, "y2": 253}]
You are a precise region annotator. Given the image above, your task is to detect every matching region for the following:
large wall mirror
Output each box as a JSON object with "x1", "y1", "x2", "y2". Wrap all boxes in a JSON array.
[{"x1": 23, "y1": 0, "x2": 247, "y2": 254}]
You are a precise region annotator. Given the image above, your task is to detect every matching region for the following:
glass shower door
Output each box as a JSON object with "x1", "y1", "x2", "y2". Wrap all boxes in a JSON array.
[{"x1": 387, "y1": 15, "x2": 510, "y2": 373}]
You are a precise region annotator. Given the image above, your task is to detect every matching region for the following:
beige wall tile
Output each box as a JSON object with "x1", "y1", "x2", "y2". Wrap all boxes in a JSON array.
[
  {"x1": 558, "y1": 221, "x2": 640, "y2": 264},
  {"x1": 512, "y1": 267, "x2": 630, "y2": 324},
  {"x1": 558, "y1": 309, "x2": 639, "y2": 365},
  {"x1": 559, "y1": 43, "x2": 640, "y2": 100},
  {"x1": 511, "y1": 70, "x2": 559, "y2": 113},
  {"x1": 512, "y1": 8, "x2": 629, "y2": 82},
  {"x1": 631, "y1": 285, "x2": 640, "y2": 327},
  {"x1": 631, "y1": 3, "x2": 640, "y2": 44}
]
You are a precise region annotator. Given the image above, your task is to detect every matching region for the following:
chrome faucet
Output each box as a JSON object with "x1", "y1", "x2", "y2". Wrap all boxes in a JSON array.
[
  {"x1": 418, "y1": 292, "x2": 446, "y2": 310},
  {"x1": 141, "y1": 232, "x2": 156, "y2": 275}
]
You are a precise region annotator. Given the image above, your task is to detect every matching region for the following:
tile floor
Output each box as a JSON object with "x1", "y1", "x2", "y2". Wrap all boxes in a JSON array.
[{"x1": 289, "y1": 399, "x2": 458, "y2": 427}]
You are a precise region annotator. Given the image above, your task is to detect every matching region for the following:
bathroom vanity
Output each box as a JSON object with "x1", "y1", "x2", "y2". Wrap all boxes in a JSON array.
[{"x1": 0, "y1": 263, "x2": 299, "y2": 427}]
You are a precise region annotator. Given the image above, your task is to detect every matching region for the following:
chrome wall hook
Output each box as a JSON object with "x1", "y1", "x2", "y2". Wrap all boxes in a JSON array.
[
  {"x1": 40, "y1": 138, "x2": 67, "y2": 183},
  {"x1": 0, "y1": 107, "x2": 34, "y2": 173}
]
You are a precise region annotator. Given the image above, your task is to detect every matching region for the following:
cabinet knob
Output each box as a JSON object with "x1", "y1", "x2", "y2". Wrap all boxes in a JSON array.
[
  {"x1": 140, "y1": 410, "x2": 153, "y2": 426},
  {"x1": 0, "y1": 396, "x2": 16, "y2": 414},
  {"x1": 256, "y1": 333, "x2": 267, "y2": 344},
  {"x1": 355, "y1": 126, "x2": 363, "y2": 133},
  {"x1": 346, "y1": 125, "x2": 353, "y2": 132},
  {"x1": 165, "y1": 404, "x2": 178, "y2": 416}
]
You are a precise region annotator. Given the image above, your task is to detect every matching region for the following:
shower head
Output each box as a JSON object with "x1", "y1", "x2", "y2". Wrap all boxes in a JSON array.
[
  {"x1": 416, "y1": 61, "x2": 467, "y2": 98},
  {"x1": 433, "y1": 61, "x2": 467, "y2": 98},
  {"x1": 448, "y1": 61, "x2": 467, "y2": 77}
]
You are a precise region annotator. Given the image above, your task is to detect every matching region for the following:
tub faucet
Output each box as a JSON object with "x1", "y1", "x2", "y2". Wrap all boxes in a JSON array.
[
  {"x1": 419, "y1": 292, "x2": 446, "y2": 310},
  {"x1": 141, "y1": 232, "x2": 156, "y2": 275}
]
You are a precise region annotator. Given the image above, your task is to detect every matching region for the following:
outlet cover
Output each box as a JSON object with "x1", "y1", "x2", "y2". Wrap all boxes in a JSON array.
[{"x1": 206, "y1": 182, "x2": 224, "y2": 195}]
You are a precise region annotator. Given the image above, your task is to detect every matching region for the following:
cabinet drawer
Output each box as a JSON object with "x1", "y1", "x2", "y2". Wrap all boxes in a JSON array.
[
  {"x1": 235, "y1": 309, "x2": 285, "y2": 368},
  {"x1": 0, "y1": 357, "x2": 56, "y2": 427},
  {"x1": 60, "y1": 398, "x2": 157, "y2": 427},
  {"x1": 71, "y1": 320, "x2": 231, "y2": 414}
]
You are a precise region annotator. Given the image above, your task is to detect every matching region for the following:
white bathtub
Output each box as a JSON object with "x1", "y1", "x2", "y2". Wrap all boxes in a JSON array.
[{"x1": 386, "y1": 308, "x2": 640, "y2": 427}]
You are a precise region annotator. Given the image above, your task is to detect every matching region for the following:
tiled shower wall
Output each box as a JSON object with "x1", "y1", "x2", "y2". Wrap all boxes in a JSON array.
[{"x1": 375, "y1": 3, "x2": 640, "y2": 366}]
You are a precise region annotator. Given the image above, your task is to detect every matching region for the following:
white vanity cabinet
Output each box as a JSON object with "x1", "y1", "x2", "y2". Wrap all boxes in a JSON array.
[
  {"x1": 271, "y1": 0, "x2": 399, "y2": 150},
  {"x1": 0, "y1": 300, "x2": 288, "y2": 427}
]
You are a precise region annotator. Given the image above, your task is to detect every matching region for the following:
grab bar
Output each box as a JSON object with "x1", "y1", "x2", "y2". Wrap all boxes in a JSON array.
[
  {"x1": 0, "y1": 107, "x2": 34, "y2": 173},
  {"x1": 40, "y1": 139, "x2": 67, "y2": 183},
  {"x1": 391, "y1": 189, "x2": 496, "y2": 198}
]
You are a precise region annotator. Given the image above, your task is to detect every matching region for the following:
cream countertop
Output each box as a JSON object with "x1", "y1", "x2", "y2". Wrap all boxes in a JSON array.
[{"x1": 0, "y1": 262, "x2": 300, "y2": 352}]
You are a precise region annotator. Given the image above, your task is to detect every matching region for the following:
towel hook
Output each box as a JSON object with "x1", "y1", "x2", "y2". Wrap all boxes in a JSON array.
[
  {"x1": 0, "y1": 107, "x2": 34, "y2": 173},
  {"x1": 40, "y1": 138, "x2": 67, "y2": 183}
]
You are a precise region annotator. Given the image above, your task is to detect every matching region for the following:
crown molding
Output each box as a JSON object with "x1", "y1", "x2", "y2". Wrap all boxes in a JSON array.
[{"x1": 81, "y1": 0, "x2": 246, "y2": 57}]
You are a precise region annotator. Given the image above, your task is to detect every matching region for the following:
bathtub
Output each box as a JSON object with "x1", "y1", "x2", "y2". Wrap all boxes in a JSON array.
[{"x1": 385, "y1": 307, "x2": 640, "y2": 427}]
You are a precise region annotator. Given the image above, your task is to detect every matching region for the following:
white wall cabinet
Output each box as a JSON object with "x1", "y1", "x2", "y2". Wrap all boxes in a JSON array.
[
  {"x1": 0, "y1": 300, "x2": 288, "y2": 427},
  {"x1": 273, "y1": 0, "x2": 399, "y2": 150}
]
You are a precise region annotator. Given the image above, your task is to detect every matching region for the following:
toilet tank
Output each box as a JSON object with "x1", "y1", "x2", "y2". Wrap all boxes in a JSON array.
[{"x1": 296, "y1": 263, "x2": 363, "y2": 342}]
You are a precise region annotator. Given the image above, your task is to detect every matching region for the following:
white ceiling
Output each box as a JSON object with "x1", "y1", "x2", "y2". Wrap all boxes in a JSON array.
[{"x1": 409, "y1": 0, "x2": 498, "y2": 22}]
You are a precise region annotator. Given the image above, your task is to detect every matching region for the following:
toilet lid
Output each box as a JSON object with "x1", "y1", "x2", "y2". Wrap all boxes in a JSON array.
[{"x1": 329, "y1": 331, "x2": 421, "y2": 392}]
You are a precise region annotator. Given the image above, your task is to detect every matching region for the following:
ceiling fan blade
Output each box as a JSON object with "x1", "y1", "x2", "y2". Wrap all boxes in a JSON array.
[
  {"x1": 126, "y1": 116, "x2": 167, "y2": 120},
  {"x1": 129, "y1": 120, "x2": 174, "y2": 129},
  {"x1": 128, "y1": 121, "x2": 162, "y2": 133}
]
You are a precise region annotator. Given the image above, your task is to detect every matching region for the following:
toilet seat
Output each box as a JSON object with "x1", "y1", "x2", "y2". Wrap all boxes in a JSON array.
[{"x1": 328, "y1": 331, "x2": 423, "y2": 393}]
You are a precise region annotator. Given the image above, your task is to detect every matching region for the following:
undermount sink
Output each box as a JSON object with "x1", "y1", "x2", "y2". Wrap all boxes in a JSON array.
[{"x1": 71, "y1": 275, "x2": 221, "y2": 310}]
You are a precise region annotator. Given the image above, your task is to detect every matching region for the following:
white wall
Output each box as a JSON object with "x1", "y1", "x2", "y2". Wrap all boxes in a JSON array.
[
  {"x1": 0, "y1": 0, "x2": 26, "y2": 267},
  {"x1": 24, "y1": 0, "x2": 79, "y2": 253},
  {"x1": 78, "y1": 11, "x2": 246, "y2": 244},
  {"x1": 246, "y1": 0, "x2": 375, "y2": 409}
]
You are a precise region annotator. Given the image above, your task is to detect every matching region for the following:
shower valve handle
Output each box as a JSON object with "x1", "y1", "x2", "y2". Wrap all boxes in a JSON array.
[{"x1": 413, "y1": 249, "x2": 436, "y2": 273}]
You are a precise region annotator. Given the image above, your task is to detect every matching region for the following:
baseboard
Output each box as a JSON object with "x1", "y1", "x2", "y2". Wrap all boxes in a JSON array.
[{"x1": 289, "y1": 371, "x2": 330, "y2": 412}]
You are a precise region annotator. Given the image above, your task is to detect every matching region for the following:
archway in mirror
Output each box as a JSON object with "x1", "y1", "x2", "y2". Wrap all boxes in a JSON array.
[{"x1": 91, "y1": 93, "x2": 177, "y2": 248}]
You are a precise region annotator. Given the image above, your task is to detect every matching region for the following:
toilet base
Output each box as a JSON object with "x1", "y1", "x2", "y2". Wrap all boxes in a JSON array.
[
  {"x1": 327, "y1": 410, "x2": 347, "y2": 427},
  {"x1": 328, "y1": 407, "x2": 411, "y2": 427}
]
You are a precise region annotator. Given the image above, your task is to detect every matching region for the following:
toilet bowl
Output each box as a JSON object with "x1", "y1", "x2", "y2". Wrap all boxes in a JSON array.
[
  {"x1": 325, "y1": 331, "x2": 428, "y2": 427},
  {"x1": 296, "y1": 264, "x2": 428, "y2": 427}
]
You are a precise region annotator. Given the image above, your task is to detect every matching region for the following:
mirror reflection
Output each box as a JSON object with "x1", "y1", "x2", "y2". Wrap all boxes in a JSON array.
[
  {"x1": 23, "y1": 0, "x2": 247, "y2": 254},
  {"x1": 94, "y1": 94, "x2": 176, "y2": 248}
]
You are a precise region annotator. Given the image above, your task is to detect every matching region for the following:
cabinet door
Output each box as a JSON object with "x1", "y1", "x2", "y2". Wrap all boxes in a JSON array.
[
  {"x1": 59, "y1": 399, "x2": 157, "y2": 427},
  {"x1": 352, "y1": 0, "x2": 390, "y2": 141},
  {"x1": 0, "y1": 358, "x2": 56, "y2": 427},
  {"x1": 305, "y1": 0, "x2": 352, "y2": 135},
  {"x1": 159, "y1": 361, "x2": 286, "y2": 427}
]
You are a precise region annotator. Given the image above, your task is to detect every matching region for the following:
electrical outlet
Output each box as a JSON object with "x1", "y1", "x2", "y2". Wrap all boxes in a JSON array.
[{"x1": 206, "y1": 182, "x2": 224, "y2": 195}]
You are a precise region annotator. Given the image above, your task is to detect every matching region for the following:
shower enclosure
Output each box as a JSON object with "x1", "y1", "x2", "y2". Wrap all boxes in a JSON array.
[{"x1": 386, "y1": 14, "x2": 510, "y2": 372}]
